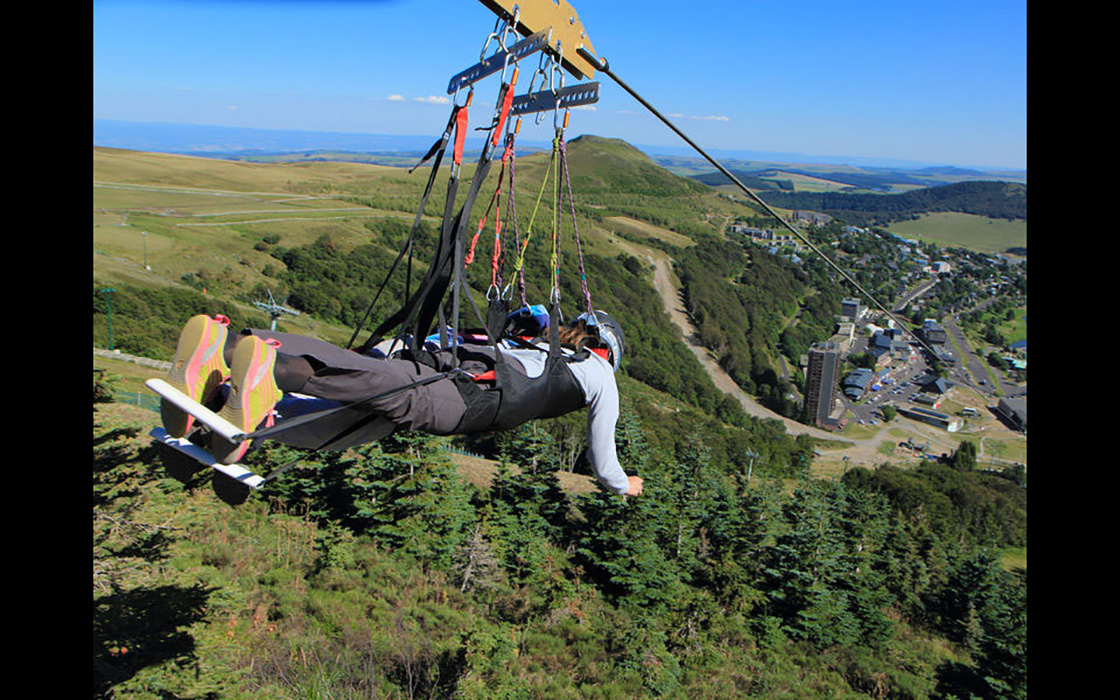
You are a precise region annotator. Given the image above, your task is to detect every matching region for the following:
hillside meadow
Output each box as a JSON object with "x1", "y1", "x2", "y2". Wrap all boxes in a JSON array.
[
  {"x1": 884, "y1": 212, "x2": 1026, "y2": 255},
  {"x1": 93, "y1": 142, "x2": 1026, "y2": 699}
]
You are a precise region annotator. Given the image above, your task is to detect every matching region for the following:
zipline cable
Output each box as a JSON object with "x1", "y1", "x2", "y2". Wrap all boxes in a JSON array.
[{"x1": 575, "y1": 47, "x2": 942, "y2": 362}]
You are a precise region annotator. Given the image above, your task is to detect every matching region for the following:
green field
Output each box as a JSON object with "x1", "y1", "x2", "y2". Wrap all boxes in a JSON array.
[{"x1": 886, "y1": 211, "x2": 1026, "y2": 255}]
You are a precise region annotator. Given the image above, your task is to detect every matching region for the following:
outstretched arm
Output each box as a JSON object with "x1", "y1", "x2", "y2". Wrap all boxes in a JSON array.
[{"x1": 580, "y1": 360, "x2": 638, "y2": 496}]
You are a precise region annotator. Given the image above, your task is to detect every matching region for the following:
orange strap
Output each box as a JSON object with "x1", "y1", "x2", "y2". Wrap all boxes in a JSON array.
[
  {"x1": 491, "y1": 67, "x2": 519, "y2": 147},
  {"x1": 453, "y1": 105, "x2": 469, "y2": 167}
]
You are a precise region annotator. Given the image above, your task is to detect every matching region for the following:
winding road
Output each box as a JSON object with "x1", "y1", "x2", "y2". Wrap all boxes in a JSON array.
[
  {"x1": 609, "y1": 235, "x2": 842, "y2": 443},
  {"x1": 605, "y1": 231, "x2": 987, "y2": 470}
]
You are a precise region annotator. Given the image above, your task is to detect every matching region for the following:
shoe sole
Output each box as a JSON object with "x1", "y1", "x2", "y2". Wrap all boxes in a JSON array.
[
  {"x1": 212, "y1": 336, "x2": 282, "y2": 464},
  {"x1": 161, "y1": 315, "x2": 230, "y2": 437}
]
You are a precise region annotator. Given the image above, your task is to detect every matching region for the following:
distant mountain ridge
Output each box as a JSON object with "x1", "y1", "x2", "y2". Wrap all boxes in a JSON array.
[
  {"x1": 690, "y1": 165, "x2": 1018, "y2": 193},
  {"x1": 93, "y1": 118, "x2": 1025, "y2": 181},
  {"x1": 759, "y1": 181, "x2": 1027, "y2": 226}
]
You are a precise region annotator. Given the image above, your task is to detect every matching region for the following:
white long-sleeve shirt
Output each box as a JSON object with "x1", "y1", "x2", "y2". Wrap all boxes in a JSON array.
[{"x1": 499, "y1": 342, "x2": 629, "y2": 494}]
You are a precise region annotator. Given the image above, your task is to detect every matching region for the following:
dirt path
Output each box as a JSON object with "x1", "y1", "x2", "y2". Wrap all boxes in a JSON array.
[
  {"x1": 607, "y1": 233, "x2": 978, "y2": 470},
  {"x1": 609, "y1": 235, "x2": 844, "y2": 443}
]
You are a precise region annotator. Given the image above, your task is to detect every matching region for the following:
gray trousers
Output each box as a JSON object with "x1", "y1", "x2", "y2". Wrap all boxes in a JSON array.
[{"x1": 242, "y1": 329, "x2": 470, "y2": 450}]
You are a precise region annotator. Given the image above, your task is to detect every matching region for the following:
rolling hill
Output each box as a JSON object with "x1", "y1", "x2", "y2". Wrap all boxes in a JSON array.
[
  {"x1": 93, "y1": 138, "x2": 815, "y2": 470},
  {"x1": 755, "y1": 180, "x2": 1027, "y2": 227},
  {"x1": 93, "y1": 137, "x2": 1026, "y2": 700}
]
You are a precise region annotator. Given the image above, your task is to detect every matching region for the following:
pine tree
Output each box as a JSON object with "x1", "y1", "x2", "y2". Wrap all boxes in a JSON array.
[
  {"x1": 705, "y1": 473, "x2": 780, "y2": 614},
  {"x1": 834, "y1": 483, "x2": 896, "y2": 649},
  {"x1": 975, "y1": 569, "x2": 1027, "y2": 699},
  {"x1": 951, "y1": 440, "x2": 979, "y2": 470},
  {"x1": 485, "y1": 461, "x2": 558, "y2": 591},
  {"x1": 931, "y1": 549, "x2": 1026, "y2": 699},
  {"x1": 879, "y1": 512, "x2": 930, "y2": 619},
  {"x1": 661, "y1": 437, "x2": 723, "y2": 582},
  {"x1": 574, "y1": 483, "x2": 683, "y2": 614},
  {"x1": 760, "y1": 477, "x2": 897, "y2": 650},
  {"x1": 760, "y1": 476, "x2": 824, "y2": 636},
  {"x1": 497, "y1": 421, "x2": 559, "y2": 474},
  {"x1": 452, "y1": 522, "x2": 503, "y2": 594},
  {"x1": 361, "y1": 432, "x2": 476, "y2": 569}
]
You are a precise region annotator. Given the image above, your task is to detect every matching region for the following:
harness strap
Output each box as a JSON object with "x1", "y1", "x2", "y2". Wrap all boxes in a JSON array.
[
  {"x1": 243, "y1": 367, "x2": 465, "y2": 444},
  {"x1": 491, "y1": 68, "x2": 518, "y2": 147},
  {"x1": 348, "y1": 103, "x2": 463, "y2": 352},
  {"x1": 453, "y1": 102, "x2": 470, "y2": 167}
]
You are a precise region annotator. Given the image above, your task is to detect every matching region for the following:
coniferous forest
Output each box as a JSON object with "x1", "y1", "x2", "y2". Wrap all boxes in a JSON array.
[{"x1": 94, "y1": 388, "x2": 1026, "y2": 699}]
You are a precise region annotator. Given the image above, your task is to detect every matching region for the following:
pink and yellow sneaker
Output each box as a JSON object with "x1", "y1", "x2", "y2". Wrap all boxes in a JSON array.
[
  {"x1": 161, "y1": 314, "x2": 231, "y2": 437},
  {"x1": 211, "y1": 335, "x2": 284, "y2": 464}
]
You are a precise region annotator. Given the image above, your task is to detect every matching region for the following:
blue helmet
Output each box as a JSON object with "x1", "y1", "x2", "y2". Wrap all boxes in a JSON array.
[
  {"x1": 577, "y1": 310, "x2": 625, "y2": 372},
  {"x1": 507, "y1": 304, "x2": 550, "y2": 336}
]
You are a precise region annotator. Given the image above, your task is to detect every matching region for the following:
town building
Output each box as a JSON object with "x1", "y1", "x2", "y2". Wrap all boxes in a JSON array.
[
  {"x1": 840, "y1": 297, "x2": 865, "y2": 322},
  {"x1": 898, "y1": 406, "x2": 963, "y2": 432},
  {"x1": 869, "y1": 328, "x2": 910, "y2": 365},
  {"x1": 996, "y1": 397, "x2": 1027, "y2": 433},
  {"x1": 805, "y1": 341, "x2": 842, "y2": 428},
  {"x1": 920, "y1": 319, "x2": 948, "y2": 345},
  {"x1": 841, "y1": 368, "x2": 874, "y2": 400}
]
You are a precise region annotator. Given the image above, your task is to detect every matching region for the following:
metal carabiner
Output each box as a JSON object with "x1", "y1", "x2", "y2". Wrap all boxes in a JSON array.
[
  {"x1": 452, "y1": 82, "x2": 466, "y2": 108},
  {"x1": 551, "y1": 42, "x2": 567, "y2": 131},
  {"x1": 478, "y1": 15, "x2": 504, "y2": 61},
  {"x1": 499, "y1": 7, "x2": 520, "y2": 50}
]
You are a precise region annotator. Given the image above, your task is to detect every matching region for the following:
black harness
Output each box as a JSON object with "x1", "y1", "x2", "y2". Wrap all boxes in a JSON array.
[{"x1": 450, "y1": 334, "x2": 587, "y2": 434}]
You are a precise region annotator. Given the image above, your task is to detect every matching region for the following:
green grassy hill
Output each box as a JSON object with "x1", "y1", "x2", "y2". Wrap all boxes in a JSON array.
[
  {"x1": 93, "y1": 139, "x2": 807, "y2": 466},
  {"x1": 885, "y1": 212, "x2": 1027, "y2": 254},
  {"x1": 93, "y1": 140, "x2": 1026, "y2": 700}
]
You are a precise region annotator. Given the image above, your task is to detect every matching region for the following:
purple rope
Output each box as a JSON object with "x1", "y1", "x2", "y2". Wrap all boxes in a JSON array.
[
  {"x1": 559, "y1": 138, "x2": 593, "y2": 314},
  {"x1": 504, "y1": 134, "x2": 528, "y2": 307}
]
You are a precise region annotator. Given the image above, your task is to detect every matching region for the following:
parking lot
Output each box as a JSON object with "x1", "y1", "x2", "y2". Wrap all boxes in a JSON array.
[{"x1": 840, "y1": 342, "x2": 936, "y2": 427}]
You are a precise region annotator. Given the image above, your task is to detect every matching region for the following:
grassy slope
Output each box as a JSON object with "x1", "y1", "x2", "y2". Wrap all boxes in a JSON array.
[
  {"x1": 94, "y1": 399, "x2": 975, "y2": 699},
  {"x1": 94, "y1": 143, "x2": 1025, "y2": 467},
  {"x1": 885, "y1": 212, "x2": 1027, "y2": 254},
  {"x1": 94, "y1": 145, "x2": 1024, "y2": 697}
]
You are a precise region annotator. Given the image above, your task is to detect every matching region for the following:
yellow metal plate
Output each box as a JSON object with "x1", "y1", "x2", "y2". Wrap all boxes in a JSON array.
[{"x1": 477, "y1": 0, "x2": 597, "y2": 79}]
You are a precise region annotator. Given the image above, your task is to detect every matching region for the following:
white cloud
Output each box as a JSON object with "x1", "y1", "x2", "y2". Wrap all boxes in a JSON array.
[
  {"x1": 414, "y1": 95, "x2": 450, "y2": 105},
  {"x1": 387, "y1": 94, "x2": 406, "y2": 102},
  {"x1": 631, "y1": 109, "x2": 728, "y2": 122}
]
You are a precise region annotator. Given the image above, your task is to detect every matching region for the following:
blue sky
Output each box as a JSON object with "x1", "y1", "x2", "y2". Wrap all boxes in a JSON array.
[{"x1": 93, "y1": 0, "x2": 1026, "y2": 170}]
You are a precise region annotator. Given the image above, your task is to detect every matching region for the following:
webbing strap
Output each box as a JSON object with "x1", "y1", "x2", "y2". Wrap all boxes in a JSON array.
[
  {"x1": 348, "y1": 104, "x2": 462, "y2": 351},
  {"x1": 491, "y1": 68, "x2": 518, "y2": 147},
  {"x1": 244, "y1": 368, "x2": 464, "y2": 444},
  {"x1": 453, "y1": 104, "x2": 470, "y2": 167}
]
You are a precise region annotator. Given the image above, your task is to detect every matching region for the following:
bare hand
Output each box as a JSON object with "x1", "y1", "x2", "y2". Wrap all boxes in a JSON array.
[{"x1": 624, "y1": 475, "x2": 644, "y2": 496}]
